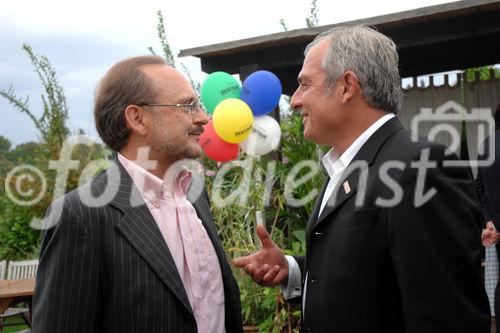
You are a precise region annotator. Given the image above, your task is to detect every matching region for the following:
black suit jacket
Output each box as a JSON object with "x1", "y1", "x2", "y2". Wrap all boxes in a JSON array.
[
  {"x1": 294, "y1": 118, "x2": 490, "y2": 333},
  {"x1": 32, "y1": 159, "x2": 243, "y2": 333},
  {"x1": 476, "y1": 129, "x2": 500, "y2": 228}
]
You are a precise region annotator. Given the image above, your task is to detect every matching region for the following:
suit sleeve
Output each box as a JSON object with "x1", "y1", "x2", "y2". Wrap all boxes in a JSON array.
[
  {"x1": 475, "y1": 135, "x2": 495, "y2": 225},
  {"x1": 475, "y1": 167, "x2": 493, "y2": 224},
  {"x1": 293, "y1": 255, "x2": 306, "y2": 273},
  {"x1": 280, "y1": 255, "x2": 305, "y2": 304},
  {"x1": 32, "y1": 198, "x2": 103, "y2": 333},
  {"x1": 388, "y1": 146, "x2": 490, "y2": 333}
]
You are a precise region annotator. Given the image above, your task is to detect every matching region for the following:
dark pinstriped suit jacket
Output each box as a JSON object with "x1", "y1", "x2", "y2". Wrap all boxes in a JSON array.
[{"x1": 32, "y1": 159, "x2": 243, "y2": 333}]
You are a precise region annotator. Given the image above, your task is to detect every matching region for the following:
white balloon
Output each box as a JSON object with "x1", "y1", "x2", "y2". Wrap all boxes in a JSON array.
[{"x1": 240, "y1": 115, "x2": 281, "y2": 156}]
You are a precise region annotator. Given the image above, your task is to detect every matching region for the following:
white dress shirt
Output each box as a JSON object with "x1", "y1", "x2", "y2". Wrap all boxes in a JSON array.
[{"x1": 281, "y1": 113, "x2": 396, "y2": 309}]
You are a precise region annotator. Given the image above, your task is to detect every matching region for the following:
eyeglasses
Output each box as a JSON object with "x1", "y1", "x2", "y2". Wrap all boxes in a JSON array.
[{"x1": 138, "y1": 100, "x2": 207, "y2": 117}]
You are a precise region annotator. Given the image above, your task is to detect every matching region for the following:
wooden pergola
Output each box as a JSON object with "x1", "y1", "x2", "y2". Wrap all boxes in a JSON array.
[{"x1": 179, "y1": 0, "x2": 500, "y2": 95}]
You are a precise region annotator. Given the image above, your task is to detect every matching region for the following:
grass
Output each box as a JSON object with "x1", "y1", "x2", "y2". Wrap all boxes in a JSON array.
[{"x1": 1, "y1": 316, "x2": 29, "y2": 332}]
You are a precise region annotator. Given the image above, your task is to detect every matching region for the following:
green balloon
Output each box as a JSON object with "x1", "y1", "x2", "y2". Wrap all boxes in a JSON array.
[{"x1": 201, "y1": 72, "x2": 241, "y2": 115}]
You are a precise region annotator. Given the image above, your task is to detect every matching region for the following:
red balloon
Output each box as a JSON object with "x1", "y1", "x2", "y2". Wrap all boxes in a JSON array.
[{"x1": 200, "y1": 120, "x2": 239, "y2": 162}]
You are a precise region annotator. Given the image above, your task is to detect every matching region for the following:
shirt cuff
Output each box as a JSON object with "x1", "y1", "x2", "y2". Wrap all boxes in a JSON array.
[{"x1": 280, "y1": 255, "x2": 302, "y2": 300}]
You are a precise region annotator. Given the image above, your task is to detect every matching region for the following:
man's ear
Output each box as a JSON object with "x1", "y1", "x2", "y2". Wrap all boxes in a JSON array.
[
  {"x1": 124, "y1": 105, "x2": 148, "y2": 137},
  {"x1": 339, "y1": 71, "x2": 360, "y2": 104}
]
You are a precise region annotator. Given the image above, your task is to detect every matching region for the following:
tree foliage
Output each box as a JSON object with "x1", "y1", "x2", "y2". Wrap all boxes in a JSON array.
[
  {"x1": 0, "y1": 44, "x2": 69, "y2": 159},
  {"x1": 305, "y1": 0, "x2": 319, "y2": 28},
  {"x1": 0, "y1": 45, "x2": 106, "y2": 260},
  {"x1": 147, "y1": 10, "x2": 176, "y2": 67},
  {"x1": 464, "y1": 66, "x2": 500, "y2": 82},
  {"x1": 0, "y1": 135, "x2": 11, "y2": 152},
  {"x1": 148, "y1": 10, "x2": 200, "y2": 93},
  {"x1": 280, "y1": 0, "x2": 319, "y2": 32}
]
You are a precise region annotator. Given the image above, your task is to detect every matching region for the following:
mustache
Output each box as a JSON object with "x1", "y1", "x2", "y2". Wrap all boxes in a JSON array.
[{"x1": 189, "y1": 127, "x2": 205, "y2": 135}]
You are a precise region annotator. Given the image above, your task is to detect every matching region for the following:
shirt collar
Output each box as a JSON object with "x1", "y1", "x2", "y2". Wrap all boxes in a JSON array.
[
  {"x1": 117, "y1": 153, "x2": 192, "y2": 208},
  {"x1": 321, "y1": 113, "x2": 395, "y2": 178}
]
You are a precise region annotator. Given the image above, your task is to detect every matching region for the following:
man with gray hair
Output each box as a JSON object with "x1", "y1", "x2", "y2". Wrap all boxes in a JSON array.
[
  {"x1": 32, "y1": 56, "x2": 244, "y2": 332},
  {"x1": 234, "y1": 25, "x2": 489, "y2": 332}
]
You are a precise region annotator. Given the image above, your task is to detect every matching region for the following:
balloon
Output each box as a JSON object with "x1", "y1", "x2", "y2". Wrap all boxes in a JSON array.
[
  {"x1": 240, "y1": 115, "x2": 281, "y2": 156},
  {"x1": 200, "y1": 120, "x2": 239, "y2": 162},
  {"x1": 212, "y1": 98, "x2": 254, "y2": 144},
  {"x1": 201, "y1": 72, "x2": 241, "y2": 115},
  {"x1": 240, "y1": 70, "x2": 282, "y2": 116}
]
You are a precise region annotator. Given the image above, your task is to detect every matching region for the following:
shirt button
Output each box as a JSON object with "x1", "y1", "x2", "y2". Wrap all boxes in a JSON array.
[{"x1": 310, "y1": 278, "x2": 317, "y2": 283}]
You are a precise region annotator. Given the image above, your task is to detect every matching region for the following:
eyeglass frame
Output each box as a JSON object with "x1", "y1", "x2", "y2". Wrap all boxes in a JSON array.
[{"x1": 137, "y1": 100, "x2": 207, "y2": 117}]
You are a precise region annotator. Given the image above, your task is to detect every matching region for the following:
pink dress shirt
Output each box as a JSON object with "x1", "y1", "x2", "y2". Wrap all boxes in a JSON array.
[{"x1": 118, "y1": 154, "x2": 225, "y2": 333}]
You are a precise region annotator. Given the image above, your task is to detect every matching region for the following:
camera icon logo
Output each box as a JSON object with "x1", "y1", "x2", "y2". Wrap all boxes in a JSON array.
[{"x1": 411, "y1": 101, "x2": 495, "y2": 168}]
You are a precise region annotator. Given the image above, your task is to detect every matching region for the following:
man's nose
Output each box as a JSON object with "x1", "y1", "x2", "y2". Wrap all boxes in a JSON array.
[
  {"x1": 290, "y1": 88, "x2": 302, "y2": 110},
  {"x1": 193, "y1": 109, "x2": 210, "y2": 125}
]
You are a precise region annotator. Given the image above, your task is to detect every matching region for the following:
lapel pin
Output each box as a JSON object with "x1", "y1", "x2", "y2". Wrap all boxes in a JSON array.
[{"x1": 343, "y1": 181, "x2": 351, "y2": 194}]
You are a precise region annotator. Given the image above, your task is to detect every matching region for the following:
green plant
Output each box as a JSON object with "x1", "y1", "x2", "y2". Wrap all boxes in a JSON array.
[
  {"x1": 0, "y1": 196, "x2": 39, "y2": 260},
  {"x1": 203, "y1": 114, "x2": 323, "y2": 331},
  {"x1": 1, "y1": 316, "x2": 29, "y2": 333},
  {"x1": 1, "y1": 44, "x2": 69, "y2": 159},
  {"x1": 202, "y1": 3, "x2": 324, "y2": 329},
  {"x1": 280, "y1": 0, "x2": 319, "y2": 34},
  {"x1": 464, "y1": 66, "x2": 500, "y2": 82},
  {"x1": 305, "y1": 0, "x2": 319, "y2": 28},
  {"x1": 0, "y1": 135, "x2": 11, "y2": 152},
  {"x1": 0, "y1": 46, "x2": 107, "y2": 260},
  {"x1": 148, "y1": 10, "x2": 200, "y2": 93}
]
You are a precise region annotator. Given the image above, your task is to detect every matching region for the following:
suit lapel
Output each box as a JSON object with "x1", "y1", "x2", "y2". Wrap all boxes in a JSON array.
[
  {"x1": 311, "y1": 163, "x2": 364, "y2": 230},
  {"x1": 305, "y1": 180, "x2": 328, "y2": 244},
  {"x1": 108, "y1": 160, "x2": 193, "y2": 316},
  {"x1": 309, "y1": 117, "x2": 404, "y2": 232}
]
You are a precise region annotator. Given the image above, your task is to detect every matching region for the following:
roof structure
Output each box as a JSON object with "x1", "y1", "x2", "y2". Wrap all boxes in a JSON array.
[{"x1": 179, "y1": 0, "x2": 500, "y2": 95}]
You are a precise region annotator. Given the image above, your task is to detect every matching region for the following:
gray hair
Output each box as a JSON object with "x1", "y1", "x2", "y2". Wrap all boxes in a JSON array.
[
  {"x1": 94, "y1": 55, "x2": 167, "y2": 152},
  {"x1": 306, "y1": 25, "x2": 403, "y2": 114}
]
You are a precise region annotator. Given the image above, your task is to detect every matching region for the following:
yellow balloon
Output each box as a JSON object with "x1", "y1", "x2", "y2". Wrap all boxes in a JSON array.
[{"x1": 213, "y1": 98, "x2": 254, "y2": 144}]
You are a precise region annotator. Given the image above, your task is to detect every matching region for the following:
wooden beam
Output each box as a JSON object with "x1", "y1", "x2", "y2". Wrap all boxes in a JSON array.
[
  {"x1": 399, "y1": 33, "x2": 500, "y2": 77},
  {"x1": 179, "y1": 0, "x2": 500, "y2": 58},
  {"x1": 182, "y1": 1, "x2": 500, "y2": 97},
  {"x1": 200, "y1": 43, "x2": 306, "y2": 74}
]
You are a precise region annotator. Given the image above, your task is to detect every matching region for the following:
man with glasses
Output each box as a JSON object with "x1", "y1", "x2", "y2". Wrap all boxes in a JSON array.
[{"x1": 32, "y1": 56, "x2": 243, "y2": 333}]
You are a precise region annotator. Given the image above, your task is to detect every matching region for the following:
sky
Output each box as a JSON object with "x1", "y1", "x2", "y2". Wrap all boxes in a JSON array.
[{"x1": 0, "y1": 0, "x2": 457, "y2": 146}]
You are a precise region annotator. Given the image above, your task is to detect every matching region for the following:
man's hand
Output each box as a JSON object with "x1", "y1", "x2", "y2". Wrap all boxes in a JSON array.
[
  {"x1": 482, "y1": 221, "x2": 500, "y2": 247},
  {"x1": 233, "y1": 224, "x2": 289, "y2": 286}
]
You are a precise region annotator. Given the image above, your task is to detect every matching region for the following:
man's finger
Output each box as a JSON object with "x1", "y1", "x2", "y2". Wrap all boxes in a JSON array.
[
  {"x1": 256, "y1": 223, "x2": 274, "y2": 249},
  {"x1": 262, "y1": 265, "x2": 280, "y2": 285},
  {"x1": 245, "y1": 263, "x2": 258, "y2": 276},
  {"x1": 233, "y1": 255, "x2": 252, "y2": 268},
  {"x1": 253, "y1": 264, "x2": 271, "y2": 282}
]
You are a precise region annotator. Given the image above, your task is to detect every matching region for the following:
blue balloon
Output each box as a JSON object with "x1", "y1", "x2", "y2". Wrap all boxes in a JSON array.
[{"x1": 240, "y1": 70, "x2": 282, "y2": 116}]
